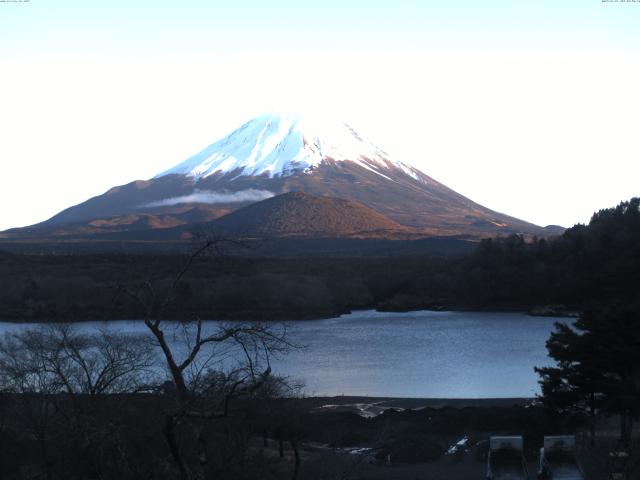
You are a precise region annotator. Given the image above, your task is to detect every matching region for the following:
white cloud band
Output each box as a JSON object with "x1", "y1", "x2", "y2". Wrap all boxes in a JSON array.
[{"x1": 144, "y1": 189, "x2": 274, "y2": 207}]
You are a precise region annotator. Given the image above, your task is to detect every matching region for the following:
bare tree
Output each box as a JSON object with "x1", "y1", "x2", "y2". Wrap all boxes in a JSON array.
[
  {"x1": 116, "y1": 237, "x2": 297, "y2": 480},
  {"x1": 0, "y1": 324, "x2": 155, "y2": 396},
  {"x1": 0, "y1": 323, "x2": 156, "y2": 479},
  {"x1": 0, "y1": 237, "x2": 299, "y2": 479}
]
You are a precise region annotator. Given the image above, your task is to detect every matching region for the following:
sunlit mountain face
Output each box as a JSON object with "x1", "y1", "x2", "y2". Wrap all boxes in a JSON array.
[{"x1": 2, "y1": 112, "x2": 562, "y2": 242}]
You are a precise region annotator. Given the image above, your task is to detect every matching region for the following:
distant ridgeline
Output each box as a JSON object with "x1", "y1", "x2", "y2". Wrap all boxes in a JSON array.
[{"x1": 0, "y1": 198, "x2": 638, "y2": 321}]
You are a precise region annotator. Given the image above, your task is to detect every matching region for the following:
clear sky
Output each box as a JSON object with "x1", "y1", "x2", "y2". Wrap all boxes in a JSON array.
[{"x1": 1, "y1": 0, "x2": 639, "y2": 230}]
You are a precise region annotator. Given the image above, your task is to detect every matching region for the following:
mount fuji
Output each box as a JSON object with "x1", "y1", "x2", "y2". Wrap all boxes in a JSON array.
[
  {"x1": 2, "y1": 112, "x2": 562, "y2": 242},
  {"x1": 156, "y1": 112, "x2": 423, "y2": 182}
]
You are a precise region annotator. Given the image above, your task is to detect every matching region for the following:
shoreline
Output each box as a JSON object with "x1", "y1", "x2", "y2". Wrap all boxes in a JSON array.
[
  {"x1": 300, "y1": 395, "x2": 537, "y2": 417},
  {"x1": 0, "y1": 306, "x2": 578, "y2": 324}
]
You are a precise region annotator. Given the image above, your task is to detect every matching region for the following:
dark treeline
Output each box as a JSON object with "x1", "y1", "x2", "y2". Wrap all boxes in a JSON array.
[
  {"x1": 460, "y1": 197, "x2": 640, "y2": 309},
  {"x1": 1, "y1": 197, "x2": 638, "y2": 322}
]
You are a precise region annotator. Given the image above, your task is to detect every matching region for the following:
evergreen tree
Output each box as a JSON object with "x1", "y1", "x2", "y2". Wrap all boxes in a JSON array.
[
  {"x1": 535, "y1": 320, "x2": 604, "y2": 444},
  {"x1": 537, "y1": 303, "x2": 640, "y2": 443}
]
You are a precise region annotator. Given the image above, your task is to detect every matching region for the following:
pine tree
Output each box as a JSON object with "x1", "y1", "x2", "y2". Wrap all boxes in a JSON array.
[
  {"x1": 537, "y1": 303, "x2": 640, "y2": 443},
  {"x1": 535, "y1": 320, "x2": 604, "y2": 445}
]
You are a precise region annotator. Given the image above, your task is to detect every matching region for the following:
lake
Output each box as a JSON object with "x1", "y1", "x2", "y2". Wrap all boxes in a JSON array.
[{"x1": 0, "y1": 310, "x2": 570, "y2": 398}]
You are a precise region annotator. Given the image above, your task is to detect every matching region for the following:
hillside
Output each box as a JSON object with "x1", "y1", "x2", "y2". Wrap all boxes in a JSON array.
[{"x1": 210, "y1": 191, "x2": 414, "y2": 238}]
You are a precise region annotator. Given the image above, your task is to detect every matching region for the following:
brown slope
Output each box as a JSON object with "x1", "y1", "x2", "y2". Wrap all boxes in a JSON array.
[
  {"x1": 43, "y1": 175, "x2": 198, "y2": 225},
  {"x1": 209, "y1": 191, "x2": 415, "y2": 239},
  {"x1": 1, "y1": 204, "x2": 233, "y2": 240},
  {"x1": 5, "y1": 152, "x2": 560, "y2": 240},
  {"x1": 193, "y1": 159, "x2": 550, "y2": 237}
]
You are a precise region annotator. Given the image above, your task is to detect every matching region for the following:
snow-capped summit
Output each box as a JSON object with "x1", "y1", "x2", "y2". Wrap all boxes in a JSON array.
[
  {"x1": 155, "y1": 112, "x2": 422, "y2": 182},
  {"x1": 18, "y1": 111, "x2": 556, "y2": 240}
]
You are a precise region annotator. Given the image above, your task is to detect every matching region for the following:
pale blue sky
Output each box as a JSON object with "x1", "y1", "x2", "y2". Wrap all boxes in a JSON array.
[
  {"x1": 3, "y1": 0, "x2": 639, "y2": 58},
  {"x1": 1, "y1": 0, "x2": 639, "y2": 229}
]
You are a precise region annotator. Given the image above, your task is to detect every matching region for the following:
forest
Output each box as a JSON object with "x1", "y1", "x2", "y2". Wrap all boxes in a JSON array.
[{"x1": 1, "y1": 198, "x2": 638, "y2": 322}]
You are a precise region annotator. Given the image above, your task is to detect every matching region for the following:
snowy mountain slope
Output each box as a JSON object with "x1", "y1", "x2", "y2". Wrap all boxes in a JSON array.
[
  {"x1": 6, "y1": 111, "x2": 560, "y2": 240},
  {"x1": 155, "y1": 112, "x2": 424, "y2": 183}
]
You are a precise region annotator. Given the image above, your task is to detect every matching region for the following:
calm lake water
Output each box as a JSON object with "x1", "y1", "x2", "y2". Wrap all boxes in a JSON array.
[{"x1": 0, "y1": 310, "x2": 570, "y2": 398}]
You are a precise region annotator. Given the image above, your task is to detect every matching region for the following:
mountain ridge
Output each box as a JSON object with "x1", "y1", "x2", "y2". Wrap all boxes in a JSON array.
[{"x1": 2, "y1": 112, "x2": 564, "y2": 241}]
